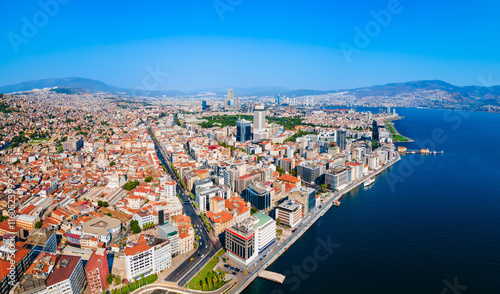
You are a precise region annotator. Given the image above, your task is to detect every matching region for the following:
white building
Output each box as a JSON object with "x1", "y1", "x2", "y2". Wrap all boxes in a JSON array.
[
  {"x1": 160, "y1": 175, "x2": 176, "y2": 200},
  {"x1": 253, "y1": 104, "x2": 269, "y2": 141},
  {"x1": 124, "y1": 237, "x2": 172, "y2": 280},
  {"x1": 253, "y1": 212, "x2": 276, "y2": 253},
  {"x1": 133, "y1": 211, "x2": 155, "y2": 228},
  {"x1": 276, "y1": 200, "x2": 302, "y2": 228}
]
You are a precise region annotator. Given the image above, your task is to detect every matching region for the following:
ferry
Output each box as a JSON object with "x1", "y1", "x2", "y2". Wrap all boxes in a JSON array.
[{"x1": 364, "y1": 177, "x2": 375, "y2": 187}]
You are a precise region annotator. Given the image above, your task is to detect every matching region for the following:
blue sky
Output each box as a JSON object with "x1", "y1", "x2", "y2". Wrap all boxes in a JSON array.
[{"x1": 1, "y1": 0, "x2": 500, "y2": 91}]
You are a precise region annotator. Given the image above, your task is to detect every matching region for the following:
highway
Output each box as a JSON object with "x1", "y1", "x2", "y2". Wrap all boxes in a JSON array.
[{"x1": 147, "y1": 126, "x2": 222, "y2": 287}]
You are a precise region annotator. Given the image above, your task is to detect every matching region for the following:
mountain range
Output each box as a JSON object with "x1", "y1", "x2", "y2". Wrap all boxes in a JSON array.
[{"x1": 1, "y1": 77, "x2": 499, "y2": 110}]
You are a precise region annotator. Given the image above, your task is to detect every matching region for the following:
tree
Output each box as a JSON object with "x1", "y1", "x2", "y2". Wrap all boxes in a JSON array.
[
  {"x1": 110, "y1": 161, "x2": 116, "y2": 166},
  {"x1": 213, "y1": 276, "x2": 218, "y2": 289},
  {"x1": 251, "y1": 207, "x2": 257, "y2": 215},
  {"x1": 123, "y1": 180, "x2": 140, "y2": 191},
  {"x1": 201, "y1": 280, "x2": 206, "y2": 291},
  {"x1": 114, "y1": 275, "x2": 121, "y2": 285},
  {"x1": 144, "y1": 176, "x2": 153, "y2": 183},
  {"x1": 35, "y1": 221, "x2": 42, "y2": 229},
  {"x1": 130, "y1": 220, "x2": 142, "y2": 234},
  {"x1": 107, "y1": 274, "x2": 113, "y2": 285},
  {"x1": 320, "y1": 184, "x2": 327, "y2": 193},
  {"x1": 276, "y1": 218, "x2": 281, "y2": 226}
]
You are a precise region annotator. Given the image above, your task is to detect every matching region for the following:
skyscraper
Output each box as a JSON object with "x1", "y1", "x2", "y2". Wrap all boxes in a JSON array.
[
  {"x1": 372, "y1": 120, "x2": 379, "y2": 141},
  {"x1": 336, "y1": 129, "x2": 347, "y2": 152},
  {"x1": 202, "y1": 100, "x2": 208, "y2": 110},
  {"x1": 236, "y1": 119, "x2": 252, "y2": 142},
  {"x1": 252, "y1": 104, "x2": 268, "y2": 141}
]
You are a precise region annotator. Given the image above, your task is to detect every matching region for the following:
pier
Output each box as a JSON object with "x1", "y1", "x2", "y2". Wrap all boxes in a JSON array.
[
  {"x1": 258, "y1": 270, "x2": 286, "y2": 284},
  {"x1": 398, "y1": 147, "x2": 444, "y2": 154}
]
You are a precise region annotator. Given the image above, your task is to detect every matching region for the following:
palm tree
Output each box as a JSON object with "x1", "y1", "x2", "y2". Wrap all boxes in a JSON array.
[
  {"x1": 213, "y1": 276, "x2": 218, "y2": 288},
  {"x1": 221, "y1": 271, "x2": 226, "y2": 281},
  {"x1": 201, "y1": 280, "x2": 206, "y2": 291}
]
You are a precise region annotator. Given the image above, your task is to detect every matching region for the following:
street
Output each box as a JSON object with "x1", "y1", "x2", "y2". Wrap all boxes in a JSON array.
[{"x1": 147, "y1": 127, "x2": 222, "y2": 286}]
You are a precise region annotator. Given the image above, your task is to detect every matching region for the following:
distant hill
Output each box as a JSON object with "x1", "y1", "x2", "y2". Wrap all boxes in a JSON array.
[
  {"x1": 1, "y1": 77, "x2": 499, "y2": 110},
  {"x1": 0, "y1": 77, "x2": 183, "y2": 97}
]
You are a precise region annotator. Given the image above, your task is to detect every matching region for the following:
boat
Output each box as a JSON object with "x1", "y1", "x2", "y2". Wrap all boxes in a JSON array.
[{"x1": 364, "y1": 177, "x2": 375, "y2": 187}]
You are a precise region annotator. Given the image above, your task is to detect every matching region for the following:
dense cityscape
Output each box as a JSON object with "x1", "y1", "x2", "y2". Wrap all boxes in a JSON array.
[{"x1": 0, "y1": 87, "x2": 407, "y2": 294}]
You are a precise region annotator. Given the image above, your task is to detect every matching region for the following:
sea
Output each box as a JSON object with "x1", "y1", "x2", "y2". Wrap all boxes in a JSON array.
[{"x1": 243, "y1": 107, "x2": 500, "y2": 294}]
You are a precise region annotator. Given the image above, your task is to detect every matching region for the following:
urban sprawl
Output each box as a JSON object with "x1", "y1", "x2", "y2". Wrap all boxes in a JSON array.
[{"x1": 0, "y1": 88, "x2": 402, "y2": 294}]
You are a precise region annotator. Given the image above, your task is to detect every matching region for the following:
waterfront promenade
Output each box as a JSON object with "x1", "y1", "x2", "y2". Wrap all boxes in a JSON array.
[
  {"x1": 229, "y1": 153, "x2": 401, "y2": 294},
  {"x1": 135, "y1": 151, "x2": 401, "y2": 294}
]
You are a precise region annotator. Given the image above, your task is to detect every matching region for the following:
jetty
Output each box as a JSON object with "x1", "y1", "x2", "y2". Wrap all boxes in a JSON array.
[
  {"x1": 397, "y1": 147, "x2": 444, "y2": 154},
  {"x1": 258, "y1": 270, "x2": 286, "y2": 284}
]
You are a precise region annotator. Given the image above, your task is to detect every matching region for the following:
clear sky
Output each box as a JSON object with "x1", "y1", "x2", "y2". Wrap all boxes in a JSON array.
[{"x1": 1, "y1": 0, "x2": 500, "y2": 91}]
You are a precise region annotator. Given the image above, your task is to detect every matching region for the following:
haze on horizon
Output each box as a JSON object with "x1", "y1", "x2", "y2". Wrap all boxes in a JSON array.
[{"x1": 1, "y1": 0, "x2": 500, "y2": 92}]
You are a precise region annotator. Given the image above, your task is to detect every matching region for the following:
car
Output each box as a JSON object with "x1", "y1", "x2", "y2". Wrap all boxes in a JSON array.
[
  {"x1": 201, "y1": 254, "x2": 205, "y2": 258},
  {"x1": 224, "y1": 264, "x2": 229, "y2": 268},
  {"x1": 232, "y1": 272, "x2": 236, "y2": 275},
  {"x1": 205, "y1": 245, "x2": 207, "y2": 248}
]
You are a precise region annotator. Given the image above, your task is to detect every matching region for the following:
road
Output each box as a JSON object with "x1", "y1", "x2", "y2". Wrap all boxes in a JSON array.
[{"x1": 147, "y1": 126, "x2": 222, "y2": 287}]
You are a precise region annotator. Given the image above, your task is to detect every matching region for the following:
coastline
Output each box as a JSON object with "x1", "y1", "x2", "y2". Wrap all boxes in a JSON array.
[
  {"x1": 384, "y1": 116, "x2": 414, "y2": 143},
  {"x1": 232, "y1": 153, "x2": 401, "y2": 294}
]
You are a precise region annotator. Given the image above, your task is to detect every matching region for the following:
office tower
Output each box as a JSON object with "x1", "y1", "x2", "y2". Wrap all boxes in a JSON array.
[
  {"x1": 372, "y1": 120, "x2": 379, "y2": 141},
  {"x1": 202, "y1": 100, "x2": 207, "y2": 110},
  {"x1": 367, "y1": 111, "x2": 372, "y2": 121},
  {"x1": 336, "y1": 129, "x2": 347, "y2": 151},
  {"x1": 387, "y1": 106, "x2": 391, "y2": 114},
  {"x1": 236, "y1": 119, "x2": 252, "y2": 142},
  {"x1": 253, "y1": 104, "x2": 268, "y2": 141}
]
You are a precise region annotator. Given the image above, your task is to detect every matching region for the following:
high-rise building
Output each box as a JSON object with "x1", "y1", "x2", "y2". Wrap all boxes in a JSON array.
[
  {"x1": 225, "y1": 212, "x2": 276, "y2": 265},
  {"x1": 85, "y1": 248, "x2": 109, "y2": 294},
  {"x1": 372, "y1": 120, "x2": 379, "y2": 141},
  {"x1": 244, "y1": 182, "x2": 272, "y2": 211},
  {"x1": 202, "y1": 100, "x2": 208, "y2": 110},
  {"x1": 276, "y1": 200, "x2": 302, "y2": 228},
  {"x1": 124, "y1": 236, "x2": 172, "y2": 280},
  {"x1": 236, "y1": 119, "x2": 252, "y2": 142},
  {"x1": 253, "y1": 104, "x2": 268, "y2": 141},
  {"x1": 336, "y1": 129, "x2": 347, "y2": 152},
  {"x1": 296, "y1": 161, "x2": 324, "y2": 184}
]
